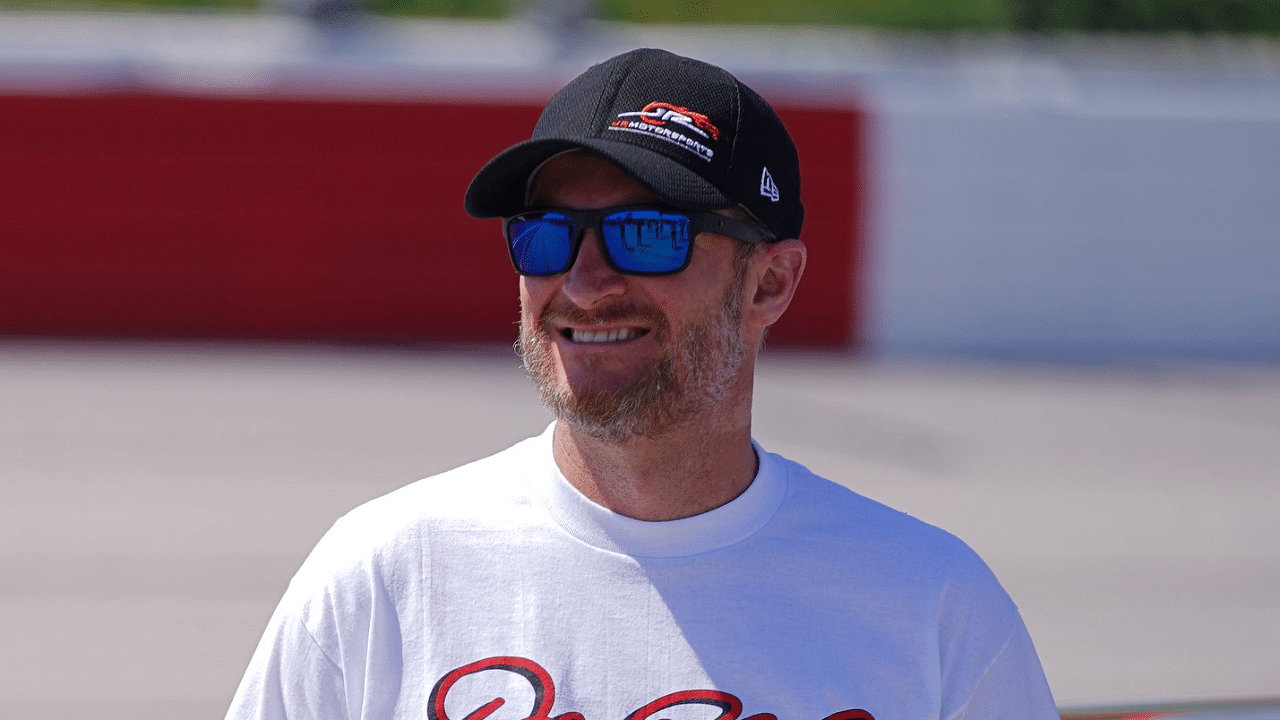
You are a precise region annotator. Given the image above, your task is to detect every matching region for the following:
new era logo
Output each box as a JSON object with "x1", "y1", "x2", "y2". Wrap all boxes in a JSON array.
[{"x1": 760, "y1": 167, "x2": 780, "y2": 202}]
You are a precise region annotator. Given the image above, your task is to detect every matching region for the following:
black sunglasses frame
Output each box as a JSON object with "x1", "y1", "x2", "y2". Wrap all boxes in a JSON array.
[{"x1": 502, "y1": 204, "x2": 777, "y2": 278}]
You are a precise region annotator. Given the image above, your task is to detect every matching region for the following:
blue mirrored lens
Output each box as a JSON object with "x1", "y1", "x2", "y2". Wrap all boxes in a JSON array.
[
  {"x1": 509, "y1": 213, "x2": 574, "y2": 275},
  {"x1": 601, "y1": 210, "x2": 691, "y2": 274}
]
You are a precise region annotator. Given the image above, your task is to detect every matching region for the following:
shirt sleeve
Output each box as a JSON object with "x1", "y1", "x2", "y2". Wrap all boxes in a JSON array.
[
  {"x1": 948, "y1": 620, "x2": 1058, "y2": 720},
  {"x1": 224, "y1": 600, "x2": 350, "y2": 720},
  {"x1": 223, "y1": 517, "x2": 406, "y2": 720}
]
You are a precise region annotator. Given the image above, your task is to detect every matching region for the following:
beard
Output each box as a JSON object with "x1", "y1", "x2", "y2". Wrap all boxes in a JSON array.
[{"x1": 517, "y1": 276, "x2": 748, "y2": 444}]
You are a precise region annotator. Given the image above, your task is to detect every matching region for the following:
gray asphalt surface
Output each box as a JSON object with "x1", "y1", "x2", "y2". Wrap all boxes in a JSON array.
[{"x1": 2, "y1": 340, "x2": 1278, "y2": 717}]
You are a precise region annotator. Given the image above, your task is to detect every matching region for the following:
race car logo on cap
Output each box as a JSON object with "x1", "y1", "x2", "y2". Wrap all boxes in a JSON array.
[{"x1": 609, "y1": 102, "x2": 720, "y2": 162}]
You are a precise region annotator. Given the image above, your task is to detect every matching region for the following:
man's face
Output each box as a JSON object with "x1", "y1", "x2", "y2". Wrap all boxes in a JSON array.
[{"x1": 516, "y1": 152, "x2": 752, "y2": 443}]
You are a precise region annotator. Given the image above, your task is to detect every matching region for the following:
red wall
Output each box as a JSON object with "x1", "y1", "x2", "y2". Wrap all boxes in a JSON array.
[{"x1": 0, "y1": 91, "x2": 863, "y2": 346}]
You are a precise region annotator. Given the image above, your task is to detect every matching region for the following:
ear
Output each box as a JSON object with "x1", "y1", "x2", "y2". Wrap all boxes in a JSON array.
[{"x1": 745, "y1": 238, "x2": 806, "y2": 332}]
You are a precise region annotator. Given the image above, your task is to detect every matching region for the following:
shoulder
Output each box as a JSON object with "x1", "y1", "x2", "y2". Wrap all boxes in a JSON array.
[
  {"x1": 350, "y1": 433, "x2": 542, "y2": 527},
  {"x1": 761, "y1": 449, "x2": 1006, "y2": 592},
  {"x1": 287, "y1": 432, "x2": 549, "y2": 594},
  {"x1": 762, "y1": 449, "x2": 1026, "y2": 644},
  {"x1": 768, "y1": 452, "x2": 969, "y2": 548}
]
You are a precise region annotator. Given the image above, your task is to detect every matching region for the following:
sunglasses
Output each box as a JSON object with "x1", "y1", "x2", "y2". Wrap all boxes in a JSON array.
[{"x1": 503, "y1": 205, "x2": 776, "y2": 277}]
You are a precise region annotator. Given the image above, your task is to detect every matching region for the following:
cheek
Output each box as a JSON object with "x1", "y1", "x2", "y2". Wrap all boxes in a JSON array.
[
  {"x1": 519, "y1": 277, "x2": 551, "y2": 318},
  {"x1": 664, "y1": 251, "x2": 740, "y2": 314}
]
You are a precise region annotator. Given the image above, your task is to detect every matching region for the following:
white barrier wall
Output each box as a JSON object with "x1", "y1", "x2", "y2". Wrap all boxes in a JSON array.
[{"x1": 871, "y1": 53, "x2": 1280, "y2": 360}]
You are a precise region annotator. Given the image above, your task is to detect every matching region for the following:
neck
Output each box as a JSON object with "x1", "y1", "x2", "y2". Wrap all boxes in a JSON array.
[{"x1": 551, "y1": 389, "x2": 758, "y2": 522}]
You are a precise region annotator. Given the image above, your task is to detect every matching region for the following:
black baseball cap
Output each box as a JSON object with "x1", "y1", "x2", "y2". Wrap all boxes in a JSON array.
[{"x1": 464, "y1": 48, "x2": 804, "y2": 240}]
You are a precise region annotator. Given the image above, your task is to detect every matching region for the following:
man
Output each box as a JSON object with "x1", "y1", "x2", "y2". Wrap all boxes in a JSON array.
[{"x1": 226, "y1": 49, "x2": 1058, "y2": 720}]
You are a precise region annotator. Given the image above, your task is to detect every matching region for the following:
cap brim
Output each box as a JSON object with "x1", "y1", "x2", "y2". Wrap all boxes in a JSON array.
[{"x1": 464, "y1": 136, "x2": 734, "y2": 218}]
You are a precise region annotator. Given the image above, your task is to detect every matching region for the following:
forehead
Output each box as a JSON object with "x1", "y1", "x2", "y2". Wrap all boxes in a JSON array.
[{"x1": 527, "y1": 152, "x2": 662, "y2": 209}]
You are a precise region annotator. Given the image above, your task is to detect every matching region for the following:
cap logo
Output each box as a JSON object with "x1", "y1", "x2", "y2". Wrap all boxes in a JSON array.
[
  {"x1": 760, "y1": 167, "x2": 781, "y2": 202},
  {"x1": 609, "y1": 101, "x2": 720, "y2": 162}
]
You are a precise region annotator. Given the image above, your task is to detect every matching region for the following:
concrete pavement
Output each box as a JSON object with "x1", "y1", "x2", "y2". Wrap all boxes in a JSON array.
[{"x1": 2, "y1": 340, "x2": 1277, "y2": 716}]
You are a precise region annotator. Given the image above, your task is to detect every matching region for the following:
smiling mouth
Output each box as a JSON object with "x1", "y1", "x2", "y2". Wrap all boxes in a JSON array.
[{"x1": 564, "y1": 327, "x2": 648, "y2": 343}]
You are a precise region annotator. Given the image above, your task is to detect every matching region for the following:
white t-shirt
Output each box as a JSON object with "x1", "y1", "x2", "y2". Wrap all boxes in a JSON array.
[{"x1": 227, "y1": 424, "x2": 1057, "y2": 720}]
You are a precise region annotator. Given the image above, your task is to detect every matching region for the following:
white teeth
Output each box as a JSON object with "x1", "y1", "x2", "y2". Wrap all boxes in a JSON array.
[{"x1": 571, "y1": 328, "x2": 641, "y2": 343}]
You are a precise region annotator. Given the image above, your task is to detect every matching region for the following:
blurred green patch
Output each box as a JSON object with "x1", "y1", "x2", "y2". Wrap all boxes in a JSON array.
[
  {"x1": 363, "y1": 0, "x2": 509, "y2": 18},
  {"x1": 1014, "y1": 0, "x2": 1280, "y2": 34},
  {"x1": 594, "y1": 0, "x2": 1016, "y2": 31},
  {"x1": 4, "y1": 0, "x2": 1278, "y2": 34}
]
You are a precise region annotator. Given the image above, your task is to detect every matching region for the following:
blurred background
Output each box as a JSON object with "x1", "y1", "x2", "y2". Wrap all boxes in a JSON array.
[{"x1": 2, "y1": 1, "x2": 1278, "y2": 718}]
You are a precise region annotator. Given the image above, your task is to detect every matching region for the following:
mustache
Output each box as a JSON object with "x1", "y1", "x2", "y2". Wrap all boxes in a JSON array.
[{"x1": 538, "y1": 302, "x2": 669, "y2": 334}]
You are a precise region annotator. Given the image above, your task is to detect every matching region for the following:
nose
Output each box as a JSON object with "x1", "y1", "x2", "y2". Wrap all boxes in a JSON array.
[{"x1": 561, "y1": 228, "x2": 626, "y2": 308}]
